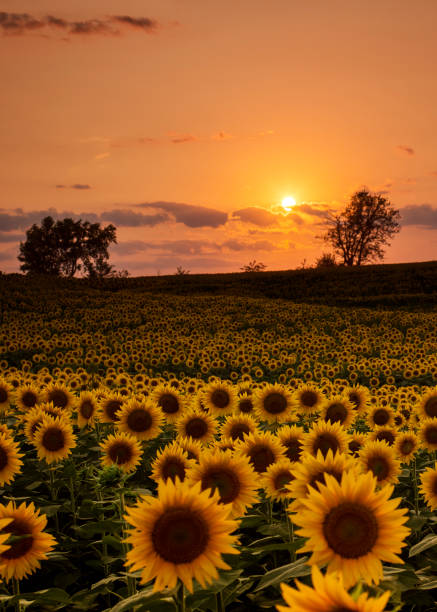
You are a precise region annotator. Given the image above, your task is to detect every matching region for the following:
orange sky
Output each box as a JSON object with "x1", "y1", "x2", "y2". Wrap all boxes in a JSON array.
[{"x1": 1, "y1": 0, "x2": 437, "y2": 274}]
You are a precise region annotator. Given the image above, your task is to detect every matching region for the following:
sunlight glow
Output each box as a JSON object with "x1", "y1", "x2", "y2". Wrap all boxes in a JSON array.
[{"x1": 281, "y1": 196, "x2": 296, "y2": 212}]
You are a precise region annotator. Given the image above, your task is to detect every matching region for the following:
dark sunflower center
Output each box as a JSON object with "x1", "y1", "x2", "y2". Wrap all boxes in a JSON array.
[
  {"x1": 323, "y1": 502, "x2": 378, "y2": 559},
  {"x1": 105, "y1": 400, "x2": 122, "y2": 421},
  {"x1": 349, "y1": 440, "x2": 362, "y2": 456},
  {"x1": 159, "y1": 394, "x2": 179, "y2": 414},
  {"x1": 300, "y1": 390, "x2": 318, "y2": 407},
  {"x1": 325, "y1": 403, "x2": 347, "y2": 424},
  {"x1": 48, "y1": 389, "x2": 68, "y2": 409},
  {"x1": 273, "y1": 471, "x2": 293, "y2": 492},
  {"x1": 21, "y1": 391, "x2": 37, "y2": 408},
  {"x1": 162, "y1": 459, "x2": 186, "y2": 482},
  {"x1": 263, "y1": 392, "x2": 287, "y2": 415},
  {"x1": 308, "y1": 469, "x2": 342, "y2": 491},
  {"x1": 0, "y1": 388, "x2": 8, "y2": 403},
  {"x1": 185, "y1": 417, "x2": 208, "y2": 439},
  {"x1": 424, "y1": 397, "x2": 437, "y2": 418},
  {"x1": 0, "y1": 446, "x2": 8, "y2": 470},
  {"x1": 400, "y1": 439, "x2": 414, "y2": 455},
  {"x1": 394, "y1": 416, "x2": 403, "y2": 427},
  {"x1": 239, "y1": 399, "x2": 253, "y2": 413},
  {"x1": 367, "y1": 455, "x2": 389, "y2": 481},
  {"x1": 201, "y1": 468, "x2": 241, "y2": 504},
  {"x1": 229, "y1": 423, "x2": 250, "y2": 441},
  {"x1": 108, "y1": 441, "x2": 132, "y2": 464},
  {"x1": 127, "y1": 408, "x2": 152, "y2": 432},
  {"x1": 211, "y1": 390, "x2": 230, "y2": 409},
  {"x1": 1, "y1": 518, "x2": 34, "y2": 560},
  {"x1": 375, "y1": 431, "x2": 395, "y2": 446},
  {"x1": 373, "y1": 409, "x2": 390, "y2": 426},
  {"x1": 80, "y1": 400, "x2": 94, "y2": 419},
  {"x1": 348, "y1": 392, "x2": 360, "y2": 409},
  {"x1": 42, "y1": 427, "x2": 65, "y2": 452},
  {"x1": 248, "y1": 444, "x2": 275, "y2": 473},
  {"x1": 152, "y1": 508, "x2": 209, "y2": 564},
  {"x1": 313, "y1": 433, "x2": 340, "y2": 457},
  {"x1": 425, "y1": 425, "x2": 437, "y2": 445},
  {"x1": 283, "y1": 438, "x2": 302, "y2": 462}
]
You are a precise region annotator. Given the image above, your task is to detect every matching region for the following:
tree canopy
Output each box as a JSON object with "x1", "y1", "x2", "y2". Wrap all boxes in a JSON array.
[
  {"x1": 322, "y1": 189, "x2": 401, "y2": 266},
  {"x1": 18, "y1": 216, "x2": 117, "y2": 278}
]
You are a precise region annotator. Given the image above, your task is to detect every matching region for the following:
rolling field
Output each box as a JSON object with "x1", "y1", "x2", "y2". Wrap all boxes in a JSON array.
[{"x1": 0, "y1": 271, "x2": 436, "y2": 611}]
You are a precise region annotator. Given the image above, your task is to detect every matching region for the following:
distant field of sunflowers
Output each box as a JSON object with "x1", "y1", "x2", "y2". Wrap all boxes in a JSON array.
[{"x1": 0, "y1": 276, "x2": 437, "y2": 611}]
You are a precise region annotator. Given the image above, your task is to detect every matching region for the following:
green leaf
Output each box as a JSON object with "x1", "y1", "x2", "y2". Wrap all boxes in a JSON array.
[
  {"x1": 107, "y1": 586, "x2": 176, "y2": 612},
  {"x1": 419, "y1": 579, "x2": 437, "y2": 590},
  {"x1": 409, "y1": 534, "x2": 437, "y2": 557},
  {"x1": 253, "y1": 557, "x2": 311, "y2": 592}
]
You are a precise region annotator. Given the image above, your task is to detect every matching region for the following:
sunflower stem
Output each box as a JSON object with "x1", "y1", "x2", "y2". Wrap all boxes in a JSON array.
[
  {"x1": 284, "y1": 500, "x2": 295, "y2": 562},
  {"x1": 12, "y1": 578, "x2": 21, "y2": 612},
  {"x1": 178, "y1": 581, "x2": 186, "y2": 612},
  {"x1": 217, "y1": 590, "x2": 225, "y2": 612},
  {"x1": 48, "y1": 466, "x2": 60, "y2": 534},
  {"x1": 69, "y1": 476, "x2": 77, "y2": 528},
  {"x1": 413, "y1": 458, "x2": 419, "y2": 515},
  {"x1": 118, "y1": 487, "x2": 137, "y2": 598}
]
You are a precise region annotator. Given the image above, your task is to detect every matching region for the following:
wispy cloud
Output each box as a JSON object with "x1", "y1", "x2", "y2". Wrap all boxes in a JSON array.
[
  {"x1": 399, "y1": 204, "x2": 437, "y2": 229},
  {"x1": 396, "y1": 145, "x2": 415, "y2": 156},
  {"x1": 136, "y1": 202, "x2": 228, "y2": 228},
  {"x1": 0, "y1": 12, "x2": 159, "y2": 39},
  {"x1": 55, "y1": 184, "x2": 91, "y2": 190}
]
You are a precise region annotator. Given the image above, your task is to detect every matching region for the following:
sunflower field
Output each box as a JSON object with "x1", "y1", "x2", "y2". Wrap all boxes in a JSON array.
[{"x1": 0, "y1": 278, "x2": 437, "y2": 611}]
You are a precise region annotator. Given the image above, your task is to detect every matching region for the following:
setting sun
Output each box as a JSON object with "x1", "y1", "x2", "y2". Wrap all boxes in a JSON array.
[{"x1": 281, "y1": 196, "x2": 296, "y2": 212}]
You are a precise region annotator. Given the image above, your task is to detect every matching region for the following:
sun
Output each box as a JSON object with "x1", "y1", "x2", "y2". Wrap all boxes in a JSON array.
[{"x1": 281, "y1": 196, "x2": 296, "y2": 212}]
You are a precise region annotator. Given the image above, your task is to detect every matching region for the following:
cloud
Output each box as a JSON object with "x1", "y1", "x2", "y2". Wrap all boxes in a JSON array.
[
  {"x1": 136, "y1": 202, "x2": 228, "y2": 228},
  {"x1": 232, "y1": 207, "x2": 279, "y2": 227},
  {"x1": 0, "y1": 231, "x2": 24, "y2": 243},
  {"x1": 0, "y1": 249, "x2": 16, "y2": 262},
  {"x1": 170, "y1": 134, "x2": 199, "y2": 144},
  {"x1": 55, "y1": 183, "x2": 91, "y2": 189},
  {"x1": 396, "y1": 145, "x2": 415, "y2": 156},
  {"x1": 294, "y1": 203, "x2": 329, "y2": 219},
  {"x1": 101, "y1": 209, "x2": 169, "y2": 227},
  {"x1": 114, "y1": 238, "x2": 279, "y2": 257},
  {"x1": 399, "y1": 204, "x2": 437, "y2": 229},
  {"x1": 0, "y1": 12, "x2": 159, "y2": 38}
]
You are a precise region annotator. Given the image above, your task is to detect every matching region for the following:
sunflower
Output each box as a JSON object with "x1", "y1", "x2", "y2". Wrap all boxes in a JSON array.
[
  {"x1": 253, "y1": 384, "x2": 295, "y2": 423},
  {"x1": 321, "y1": 396, "x2": 355, "y2": 429},
  {"x1": 288, "y1": 450, "x2": 356, "y2": 512},
  {"x1": 152, "y1": 385, "x2": 185, "y2": 423},
  {"x1": 0, "y1": 378, "x2": 13, "y2": 414},
  {"x1": 237, "y1": 392, "x2": 255, "y2": 415},
  {"x1": 366, "y1": 405, "x2": 394, "y2": 429},
  {"x1": 419, "y1": 461, "x2": 437, "y2": 510},
  {"x1": 277, "y1": 564, "x2": 390, "y2": 612},
  {"x1": 124, "y1": 478, "x2": 239, "y2": 592},
  {"x1": 215, "y1": 436, "x2": 236, "y2": 452},
  {"x1": 277, "y1": 425, "x2": 305, "y2": 462},
  {"x1": 100, "y1": 432, "x2": 142, "y2": 473},
  {"x1": 234, "y1": 430, "x2": 285, "y2": 474},
  {"x1": 359, "y1": 440, "x2": 401, "y2": 487},
  {"x1": 97, "y1": 393, "x2": 126, "y2": 424},
  {"x1": 43, "y1": 382, "x2": 74, "y2": 412},
  {"x1": 292, "y1": 470, "x2": 410, "y2": 588},
  {"x1": 220, "y1": 413, "x2": 258, "y2": 442},
  {"x1": 176, "y1": 408, "x2": 217, "y2": 444},
  {"x1": 151, "y1": 442, "x2": 196, "y2": 484},
  {"x1": 0, "y1": 501, "x2": 56, "y2": 581},
  {"x1": 14, "y1": 383, "x2": 41, "y2": 413},
  {"x1": 0, "y1": 423, "x2": 13, "y2": 437},
  {"x1": 176, "y1": 436, "x2": 203, "y2": 462},
  {"x1": 293, "y1": 384, "x2": 323, "y2": 415},
  {"x1": 0, "y1": 433, "x2": 23, "y2": 486},
  {"x1": 348, "y1": 433, "x2": 367, "y2": 457},
  {"x1": 369, "y1": 426, "x2": 397, "y2": 447},
  {"x1": 22, "y1": 407, "x2": 45, "y2": 443},
  {"x1": 37, "y1": 401, "x2": 67, "y2": 421},
  {"x1": 117, "y1": 398, "x2": 163, "y2": 441},
  {"x1": 417, "y1": 389, "x2": 437, "y2": 420},
  {"x1": 344, "y1": 385, "x2": 370, "y2": 416},
  {"x1": 0, "y1": 517, "x2": 12, "y2": 555},
  {"x1": 202, "y1": 382, "x2": 238, "y2": 416},
  {"x1": 419, "y1": 418, "x2": 437, "y2": 451},
  {"x1": 302, "y1": 420, "x2": 350, "y2": 458},
  {"x1": 186, "y1": 449, "x2": 259, "y2": 517},
  {"x1": 263, "y1": 458, "x2": 296, "y2": 502},
  {"x1": 394, "y1": 432, "x2": 419, "y2": 464},
  {"x1": 33, "y1": 416, "x2": 77, "y2": 465},
  {"x1": 76, "y1": 391, "x2": 99, "y2": 428}
]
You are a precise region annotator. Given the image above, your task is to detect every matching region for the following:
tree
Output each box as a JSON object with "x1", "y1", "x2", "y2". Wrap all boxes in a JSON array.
[
  {"x1": 315, "y1": 252, "x2": 337, "y2": 268},
  {"x1": 18, "y1": 216, "x2": 117, "y2": 278},
  {"x1": 240, "y1": 260, "x2": 266, "y2": 272},
  {"x1": 322, "y1": 190, "x2": 400, "y2": 266},
  {"x1": 175, "y1": 266, "x2": 190, "y2": 275}
]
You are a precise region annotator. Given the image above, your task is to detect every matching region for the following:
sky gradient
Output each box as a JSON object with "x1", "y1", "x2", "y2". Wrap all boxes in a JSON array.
[{"x1": 1, "y1": 0, "x2": 437, "y2": 275}]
